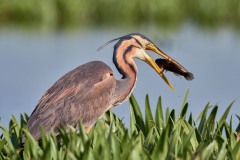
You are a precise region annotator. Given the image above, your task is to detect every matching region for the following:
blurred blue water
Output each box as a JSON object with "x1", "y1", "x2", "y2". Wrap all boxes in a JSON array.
[{"x1": 0, "y1": 25, "x2": 240, "y2": 132}]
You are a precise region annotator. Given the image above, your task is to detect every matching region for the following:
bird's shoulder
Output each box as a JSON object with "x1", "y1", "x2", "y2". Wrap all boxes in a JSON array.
[
  {"x1": 55, "y1": 61, "x2": 113, "y2": 89},
  {"x1": 38, "y1": 61, "x2": 113, "y2": 103}
]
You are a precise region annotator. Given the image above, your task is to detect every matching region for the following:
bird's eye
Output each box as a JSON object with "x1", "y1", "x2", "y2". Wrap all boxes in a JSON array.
[
  {"x1": 145, "y1": 42, "x2": 151, "y2": 48},
  {"x1": 146, "y1": 42, "x2": 154, "y2": 48}
]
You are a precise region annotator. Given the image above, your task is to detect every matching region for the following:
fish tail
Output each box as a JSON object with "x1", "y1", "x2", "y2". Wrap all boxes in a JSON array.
[{"x1": 184, "y1": 72, "x2": 194, "y2": 81}]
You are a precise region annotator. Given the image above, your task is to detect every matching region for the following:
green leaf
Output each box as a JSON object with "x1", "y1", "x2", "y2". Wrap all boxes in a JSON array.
[
  {"x1": 167, "y1": 110, "x2": 175, "y2": 133},
  {"x1": 0, "y1": 125, "x2": 15, "y2": 153},
  {"x1": 188, "y1": 113, "x2": 193, "y2": 126},
  {"x1": 109, "y1": 134, "x2": 121, "y2": 160},
  {"x1": 130, "y1": 103, "x2": 138, "y2": 136},
  {"x1": 216, "y1": 142, "x2": 227, "y2": 160},
  {"x1": 180, "y1": 103, "x2": 188, "y2": 119},
  {"x1": 144, "y1": 127, "x2": 156, "y2": 152},
  {"x1": 197, "y1": 103, "x2": 211, "y2": 134},
  {"x1": 195, "y1": 128, "x2": 202, "y2": 143},
  {"x1": 0, "y1": 93, "x2": 239, "y2": 159},
  {"x1": 181, "y1": 89, "x2": 190, "y2": 109},
  {"x1": 145, "y1": 95, "x2": 154, "y2": 134},
  {"x1": 235, "y1": 115, "x2": 240, "y2": 132},
  {"x1": 129, "y1": 94, "x2": 143, "y2": 119},
  {"x1": 41, "y1": 142, "x2": 52, "y2": 160},
  {"x1": 202, "y1": 140, "x2": 218, "y2": 159},
  {"x1": 22, "y1": 128, "x2": 42, "y2": 159},
  {"x1": 205, "y1": 105, "x2": 218, "y2": 132},
  {"x1": 218, "y1": 101, "x2": 234, "y2": 128},
  {"x1": 179, "y1": 89, "x2": 189, "y2": 118},
  {"x1": 151, "y1": 127, "x2": 169, "y2": 159},
  {"x1": 129, "y1": 94, "x2": 146, "y2": 135},
  {"x1": 181, "y1": 127, "x2": 195, "y2": 153},
  {"x1": 232, "y1": 141, "x2": 240, "y2": 158},
  {"x1": 155, "y1": 96, "x2": 165, "y2": 133},
  {"x1": 78, "y1": 121, "x2": 88, "y2": 142}
]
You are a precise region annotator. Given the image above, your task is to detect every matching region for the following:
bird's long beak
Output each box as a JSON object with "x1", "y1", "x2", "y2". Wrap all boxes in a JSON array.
[
  {"x1": 145, "y1": 42, "x2": 187, "y2": 91},
  {"x1": 146, "y1": 43, "x2": 188, "y2": 72},
  {"x1": 144, "y1": 53, "x2": 174, "y2": 90}
]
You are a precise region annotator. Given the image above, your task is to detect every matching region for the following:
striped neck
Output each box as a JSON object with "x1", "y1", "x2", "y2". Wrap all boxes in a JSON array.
[
  {"x1": 113, "y1": 37, "x2": 142, "y2": 78},
  {"x1": 112, "y1": 38, "x2": 142, "y2": 105}
]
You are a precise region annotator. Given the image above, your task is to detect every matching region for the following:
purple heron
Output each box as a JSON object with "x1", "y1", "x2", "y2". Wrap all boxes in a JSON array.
[{"x1": 22, "y1": 33, "x2": 191, "y2": 142}]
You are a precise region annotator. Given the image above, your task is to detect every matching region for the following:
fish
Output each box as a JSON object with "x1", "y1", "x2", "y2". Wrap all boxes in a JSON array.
[{"x1": 155, "y1": 58, "x2": 194, "y2": 81}]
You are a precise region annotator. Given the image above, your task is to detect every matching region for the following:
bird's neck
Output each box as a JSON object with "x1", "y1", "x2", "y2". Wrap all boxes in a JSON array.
[{"x1": 112, "y1": 41, "x2": 138, "y2": 105}]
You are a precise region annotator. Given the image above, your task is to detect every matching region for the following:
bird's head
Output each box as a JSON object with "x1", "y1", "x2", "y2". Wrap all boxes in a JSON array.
[{"x1": 98, "y1": 33, "x2": 187, "y2": 90}]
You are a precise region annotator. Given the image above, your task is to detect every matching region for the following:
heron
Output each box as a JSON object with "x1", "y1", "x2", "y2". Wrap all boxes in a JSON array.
[{"x1": 22, "y1": 33, "x2": 190, "y2": 142}]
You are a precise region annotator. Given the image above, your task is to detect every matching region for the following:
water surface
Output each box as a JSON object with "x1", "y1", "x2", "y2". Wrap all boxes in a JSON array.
[{"x1": 0, "y1": 25, "x2": 240, "y2": 130}]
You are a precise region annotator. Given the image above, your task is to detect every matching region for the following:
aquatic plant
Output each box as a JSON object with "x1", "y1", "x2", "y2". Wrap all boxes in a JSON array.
[{"x1": 0, "y1": 91, "x2": 240, "y2": 159}]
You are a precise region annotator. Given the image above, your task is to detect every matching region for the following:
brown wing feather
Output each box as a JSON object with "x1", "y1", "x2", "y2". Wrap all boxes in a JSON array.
[{"x1": 26, "y1": 61, "x2": 116, "y2": 140}]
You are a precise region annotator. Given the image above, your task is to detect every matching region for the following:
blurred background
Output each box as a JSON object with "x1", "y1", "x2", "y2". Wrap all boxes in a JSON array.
[{"x1": 0, "y1": 0, "x2": 240, "y2": 130}]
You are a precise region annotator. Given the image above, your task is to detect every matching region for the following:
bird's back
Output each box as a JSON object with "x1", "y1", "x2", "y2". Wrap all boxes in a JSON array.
[{"x1": 24, "y1": 61, "x2": 116, "y2": 141}]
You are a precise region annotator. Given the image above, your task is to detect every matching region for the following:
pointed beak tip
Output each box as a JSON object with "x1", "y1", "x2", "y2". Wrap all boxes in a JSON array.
[
  {"x1": 145, "y1": 44, "x2": 177, "y2": 91},
  {"x1": 167, "y1": 81, "x2": 175, "y2": 91}
]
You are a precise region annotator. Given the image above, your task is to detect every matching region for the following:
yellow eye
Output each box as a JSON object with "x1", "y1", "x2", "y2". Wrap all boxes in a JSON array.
[{"x1": 145, "y1": 42, "x2": 152, "y2": 49}]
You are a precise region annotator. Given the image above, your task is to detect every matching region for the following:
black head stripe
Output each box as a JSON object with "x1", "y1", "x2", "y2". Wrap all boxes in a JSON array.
[
  {"x1": 123, "y1": 45, "x2": 135, "y2": 64},
  {"x1": 132, "y1": 37, "x2": 143, "y2": 47},
  {"x1": 97, "y1": 34, "x2": 132, "y2": 51},
  {"x1": 97, "y1": 33, "x2": 149, "y2": 51}
]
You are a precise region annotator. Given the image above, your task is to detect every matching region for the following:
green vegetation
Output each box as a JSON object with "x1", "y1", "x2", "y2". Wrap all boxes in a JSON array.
[
  {"x1": 0, "y1": 91, "x2": 240, "y2": 159},
  {"x1": 0, "y1": 0, "x2": 239, "y2": 29}
]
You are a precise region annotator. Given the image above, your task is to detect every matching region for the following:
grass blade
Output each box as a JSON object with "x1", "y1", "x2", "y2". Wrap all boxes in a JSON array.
[
  {"x1": 129, "y1": 94, "x2": 146, "y2": 135},
  {"x1": 145, "y1": 95, "x2": 154, "y2": 133},
  {"x1": 218, "y1": 101, "x2": 235, "y2": 128},
  {"x1": 151, "y1": 127, "x2": 169, "y2": 159},
  {"x1": 155, "y1": 96, "x2": 165, "y2": 132}
]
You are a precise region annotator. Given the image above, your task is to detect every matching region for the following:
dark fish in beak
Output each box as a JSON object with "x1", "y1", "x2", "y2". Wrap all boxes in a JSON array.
[{"x1": 155, "y1": 58, "x2": 194, "y2": 81}]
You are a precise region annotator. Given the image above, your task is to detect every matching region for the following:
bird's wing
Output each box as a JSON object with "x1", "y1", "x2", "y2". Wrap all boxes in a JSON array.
[{"x1": 26, "y1": 61, "x2": 116, "y2": 140}]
